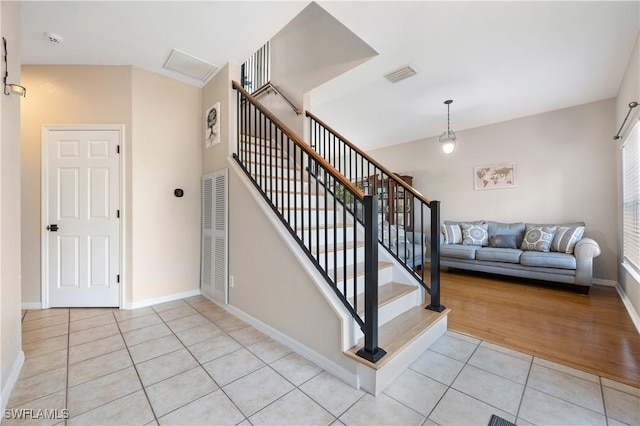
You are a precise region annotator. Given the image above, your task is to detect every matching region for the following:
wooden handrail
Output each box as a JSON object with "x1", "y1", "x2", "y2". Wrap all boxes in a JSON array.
[
  {"x1": 233, "y1": 81, "x2": 364, "y2": 200},
  {"x1": 252, "y1": 83, "x2": 302, "y2": 116},
  {"x1": 305, "y1": 111, "x2": 432, "y2": 206}
]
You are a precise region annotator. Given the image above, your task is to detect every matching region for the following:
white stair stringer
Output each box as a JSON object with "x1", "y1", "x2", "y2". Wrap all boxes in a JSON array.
[{"x1": 231, "y1": 135, "x2": 447, "y2": 396}]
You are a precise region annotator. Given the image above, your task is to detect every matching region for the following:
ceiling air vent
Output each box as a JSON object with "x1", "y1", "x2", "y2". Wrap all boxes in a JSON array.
[
  {"x1": 384, "y1": 65, "x2": 418, "y2": 83},
  {"x1": 163, "y1": 48, "x2": 218, "y2": 82}
]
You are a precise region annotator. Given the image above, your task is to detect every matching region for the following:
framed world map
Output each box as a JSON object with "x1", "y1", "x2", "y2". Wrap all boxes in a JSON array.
[{"x1": 474, "y1": 162, "x2": 516, "y2": 190}]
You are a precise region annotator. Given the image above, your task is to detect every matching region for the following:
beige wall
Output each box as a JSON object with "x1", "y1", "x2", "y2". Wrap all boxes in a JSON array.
[
  {"x1": 200, "y1": 64, "x2": 355, "y2": 372},
  {"x1": 263, "y1": 2, "x2": 376, "y2": 137},
  {"x1": 202, "y1": 63, "x2": 238, "y2": 174},
  {"x1": 21, "y1": 65, "x2": 133, "y2": 305},
  {"x1": 227, "y1": 170, "x2": 354, "y2": 373},
  {"x1": 368, "y1": 99, "x2": 618, "y2": 282},
  {"x1": 1, "y1": 0, "x2": 24, "y2": 407},
  {"x1": 21, "y1": 65, "x2": 201, "y2": 307},
  {"x1": 616, "y1": 32, "x2": 640, "y2": 319},
  {"x1": 130, "y1": 68, "x2": 202, "y2": 303}
]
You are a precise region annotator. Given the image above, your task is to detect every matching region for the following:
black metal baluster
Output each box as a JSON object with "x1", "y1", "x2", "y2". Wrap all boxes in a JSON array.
[
  {"x1": 333, "y1": 178, "x2": 338, "y2": 290},
  {"x1": 285, "y1": 132, "x2": 290, "y2": 225},
  {"x1": 343, "y1": 188, "x2": 347, "y2": 299},
  {"x1": 293, "y1": 140, "x2": 298, "y2": 235},
  {"x1": 324, "y1": 167, "x2": 329, "y2": 273}
]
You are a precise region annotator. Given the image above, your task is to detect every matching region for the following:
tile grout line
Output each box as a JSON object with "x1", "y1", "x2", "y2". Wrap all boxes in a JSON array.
[
  {"x1": 513, "y1": 353, "x2": 535, "y2": 423},
  {"x1": 184, "y1": 299, "x2": 330, "y2": 423},
  {"x1": 526, "y1": 361, "x2": 611, "y2": 420},
  {"x1": 17, "y1": 302, "x2": 636, "y2": 425},
  {"x1": 600, "y1": 376, "x2": 610, "y2": 426},
  {"x1": 384, "y1": 336, "x2": 486, "y2": 425},
  {"x1": 112, "y1": 309, "x2": 161, "y2": 424},
  {"x1": 198, "y1": 302, "x2": 348, "y2": 422},
  {"x1": 163, "y1": 299, "x2": 337, "y2": 424},
  {"x1": 65, "y1": 309, "x2": 70, "y2": 426},
  {"x1": 149, "y1": 301, "x2": 248, "y2": 423},
  {"x1": 428, "y1": 336, "x2": 523, "y2": 423}
]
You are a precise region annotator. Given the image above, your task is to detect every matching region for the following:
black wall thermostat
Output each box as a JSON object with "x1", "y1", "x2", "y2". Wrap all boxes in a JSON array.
[{"x1": 174, "y1": 188, "x2": 184, "y2": 198}]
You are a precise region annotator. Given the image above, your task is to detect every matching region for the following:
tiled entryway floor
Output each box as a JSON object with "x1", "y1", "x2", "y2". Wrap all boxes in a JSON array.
[{"x1": 6, "y1": 295, "x2": 640, "y2": 426}]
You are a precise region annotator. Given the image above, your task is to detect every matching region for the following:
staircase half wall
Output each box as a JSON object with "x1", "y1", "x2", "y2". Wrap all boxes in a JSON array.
[{"x1": 224, "y1": 161, "x2": 361, "y2": 387}]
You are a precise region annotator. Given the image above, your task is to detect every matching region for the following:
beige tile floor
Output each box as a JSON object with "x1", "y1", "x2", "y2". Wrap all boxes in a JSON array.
[{"x1": 5, "y1": 295, "x2": 640, "y2": 426}]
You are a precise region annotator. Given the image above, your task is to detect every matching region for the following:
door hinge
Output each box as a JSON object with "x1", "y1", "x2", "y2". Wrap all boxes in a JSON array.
[
  {"x1": 117, "y1": 274, "x2": 120, "y2": 283},
  {"x1": 116, "y1": 209, "x2": 120, "y2": 218},
  {"x1": 117, "y1": 145, "x2": 120, "y2": 154}
]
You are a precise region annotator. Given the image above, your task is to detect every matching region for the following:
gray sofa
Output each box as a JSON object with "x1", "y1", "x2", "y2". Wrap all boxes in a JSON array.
[{"x1": 438, "y1": 220, "x2": 601, "y2": 294}]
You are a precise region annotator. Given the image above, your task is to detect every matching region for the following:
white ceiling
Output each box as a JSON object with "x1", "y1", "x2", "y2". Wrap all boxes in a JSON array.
[{"x1": 21, "y1": 1, "x2": 640, "y2": 150}]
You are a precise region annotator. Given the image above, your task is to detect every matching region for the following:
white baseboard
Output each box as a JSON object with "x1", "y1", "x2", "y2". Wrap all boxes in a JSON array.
[
  {"x1": 21, "y1": 302, "x2": 42, "y2": 310},
  {"x1": 202, "y1": 294, "x2": 358, "y2": 389},
  {"x1": 121, "y1": 289, "x2": 201, "y2": 310},
  {"x1": 1, "y1": 351, "x2": 25, "y2": 411},
  {"x1": 592, "y1": 279, "x2": 617, "y2": 287},
  {"x1": 615, "y1": 283, "x2": 640, "y2": 334}
]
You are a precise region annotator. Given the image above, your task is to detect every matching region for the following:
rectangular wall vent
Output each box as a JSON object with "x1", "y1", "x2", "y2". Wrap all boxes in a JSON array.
[
  {"x1": 384, "y1": 65, "x2": 418, "y2": 83},
  {"x1": 163, "y1": 48, "x2": 218, "y2": 82}
]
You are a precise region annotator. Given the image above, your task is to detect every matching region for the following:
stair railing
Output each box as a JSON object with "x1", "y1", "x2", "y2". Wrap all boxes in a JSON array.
[
  {"x1": 306, "y1": 111, "x2": 445, "y2": 313},
  {"x1": 241, "y1": 41, "x2": 270, "y2": 94},
  {"x1": 232, "y1": 81, "x2": 386, "y2": 363}
]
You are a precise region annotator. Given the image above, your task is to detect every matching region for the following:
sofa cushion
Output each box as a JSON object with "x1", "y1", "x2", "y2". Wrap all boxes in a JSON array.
[
  {"x1": 521, "y1": 226, "x2": 558, "y2": 252},
  {"x1": 487, "y1": 221, "x2": 525, "y2": 246},
  {"x1": 520, "y1": 251, "x2": 576, "y2": 270},
  {"x1": 552, "y1": 226, "x2": 585, "y2": 254},
  {"x1": 441, "y1": 244, "x2": 479, "y2": 260},
  {"x1": 441, "y1": 224, "x2": 462, "y2": 244},
  {"x1": 476, "y1": 247, "x2": 522, "y2": 263},
  {"x1": 461, "y1": 223, "x2": 489, "y2": 246},
  {"x1": 489, "y1": 234, "x2": 518, "y2": 249}
]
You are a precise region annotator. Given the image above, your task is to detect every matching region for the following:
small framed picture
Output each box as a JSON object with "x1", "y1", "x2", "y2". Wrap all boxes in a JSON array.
[
  {"x1": 474, "y1": 162, "x2": 516, "y2": 190},
  {"x1": 205, "y1": 102, "x2": 220, "y2": 148}
]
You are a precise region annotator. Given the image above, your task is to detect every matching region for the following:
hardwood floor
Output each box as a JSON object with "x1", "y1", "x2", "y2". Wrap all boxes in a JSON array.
[{"x1": 436, "y1": 268, "x2": 640, "y2": 388}]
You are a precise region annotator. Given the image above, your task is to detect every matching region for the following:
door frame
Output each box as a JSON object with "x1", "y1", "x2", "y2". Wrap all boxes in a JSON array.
[{"x1": 41, "y1": 124, "x2": 126, "y2": 309}]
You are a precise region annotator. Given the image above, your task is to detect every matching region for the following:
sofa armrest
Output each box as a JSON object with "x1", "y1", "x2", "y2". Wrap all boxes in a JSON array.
[
  {"x1": 425, "y1": 231, "x2": 445, "y2": 245},
  {"x1": 405, "y1": 231, "x2": 426, "y2": 245},
  {"x1": 574, "y1": 238, "x2": 601, "y2": 286}
]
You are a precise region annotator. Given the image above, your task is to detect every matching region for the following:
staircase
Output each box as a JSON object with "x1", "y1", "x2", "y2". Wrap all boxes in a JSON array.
[{"x1": 232, "y1": 81, "x2": 448, "y2": 395}]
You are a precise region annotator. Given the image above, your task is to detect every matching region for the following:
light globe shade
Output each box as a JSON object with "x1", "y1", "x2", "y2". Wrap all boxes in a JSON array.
[{"x1": 439, "y1": 130, "x2": 456, "y2": 154}]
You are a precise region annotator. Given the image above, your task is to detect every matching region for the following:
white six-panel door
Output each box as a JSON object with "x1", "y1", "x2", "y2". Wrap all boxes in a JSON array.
[{"x1": 45, "y1": 129, "x2": 121, "y2": 307}]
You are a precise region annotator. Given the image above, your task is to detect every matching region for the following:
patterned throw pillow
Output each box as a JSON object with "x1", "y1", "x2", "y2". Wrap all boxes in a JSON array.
[
  {"x1": 552, "y1": 226, "x2": 585, "y2": 254},
  {"x1": 489, "y1": 234, "x2": 518, "y2": 249},
  {"x1": 441, "y1": 224, "x2": 462, "y2": 244},
  {"x1": 521, "y1": 226, "x2": 558, "y2": 252},
  {"x1": 461, "y1": 223, "x2": 489, "y2": 246}
]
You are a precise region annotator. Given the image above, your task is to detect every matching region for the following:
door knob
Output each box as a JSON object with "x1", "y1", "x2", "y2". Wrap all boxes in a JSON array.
[{"x1": 47, "y1": 224, "x2": 59, "y2": 232}]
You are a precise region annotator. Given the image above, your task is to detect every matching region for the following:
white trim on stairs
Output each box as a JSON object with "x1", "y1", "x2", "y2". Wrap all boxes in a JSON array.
[{"x1": 202, "y1": 293, "x2": 359, "y2": 389}]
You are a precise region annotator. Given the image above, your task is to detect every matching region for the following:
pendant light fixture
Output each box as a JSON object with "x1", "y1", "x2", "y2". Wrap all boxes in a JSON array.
[{"x1": 439, "y1": 99, "x2": 456, "y2": 154}]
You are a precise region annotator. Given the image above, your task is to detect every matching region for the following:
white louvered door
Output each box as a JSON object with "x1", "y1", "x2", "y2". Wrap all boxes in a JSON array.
[{"x1": 201, "y1": 169, "x2": 228, "y2": 303}]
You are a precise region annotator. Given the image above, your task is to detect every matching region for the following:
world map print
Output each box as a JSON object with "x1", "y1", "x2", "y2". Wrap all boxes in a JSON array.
[{"x1": 474, "y1": 162, "x2": 516, "y2": 190}]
